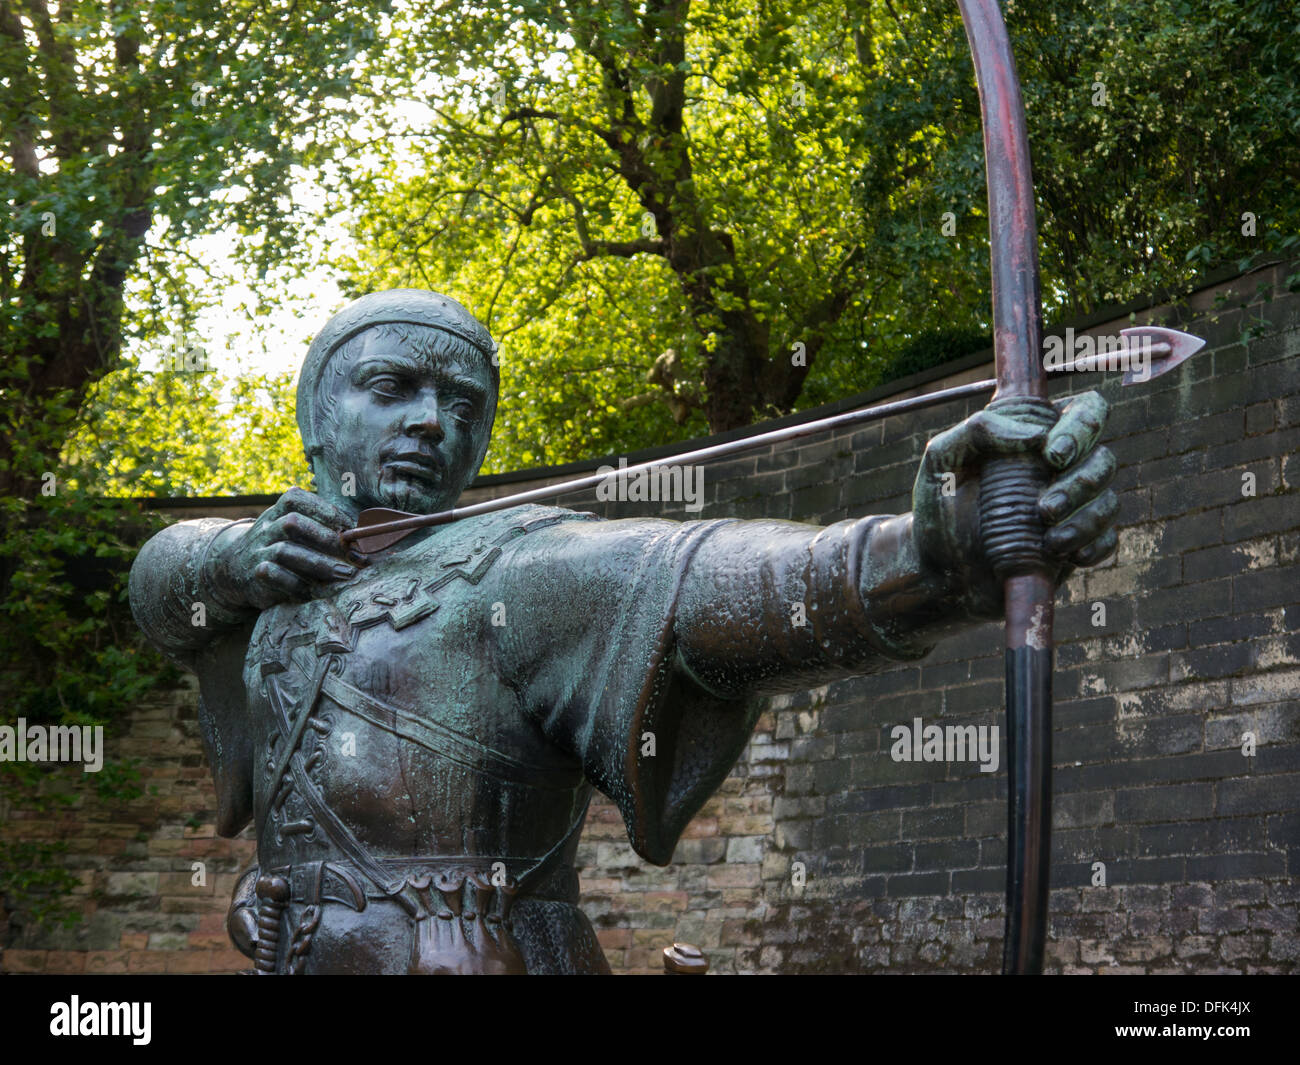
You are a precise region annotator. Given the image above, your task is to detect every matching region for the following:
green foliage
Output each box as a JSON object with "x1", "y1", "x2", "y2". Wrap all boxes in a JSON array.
[
  {"x1": 91, "y1": 757, "x2": 145, "y2": 804},
  {"x1": 1014, "y1": 0, "x2": 1300, "y2": 308},
  {"x1": 344, "y1": 0, "x2": 884, "y2": 464},
  {"x1": 0, "y1": 476, "x2": 163, "y2": 924},
  {"x1": 0, "y1": 0, "x2": 385, "y2": 931},
  {"x1": 873, "y1": 327, "x2": 992, "y2": 385},
  {"x1": 0, "y1": 760, "x2": 91, "y2": 929},
  {"x1": 0, "y1": 838, "x2": 81, "y2": 929},
  {"x1": 0, "y1": 488, "x2": 159, "y2": 723},
  {"x1": 0, "y1": 354, "x2": 309, "y2": 925},
  {"x1": 63, "y1": 357, "x2": 310, "y2": 498},
  {"x1": 0, "y1": 0, "x2": 395, "y2": 497}
]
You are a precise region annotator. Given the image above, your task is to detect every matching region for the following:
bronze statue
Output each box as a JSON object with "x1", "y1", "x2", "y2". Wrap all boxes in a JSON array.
[{"x1": 129, "y1": 288, "x2": 1120, "y2": 974}]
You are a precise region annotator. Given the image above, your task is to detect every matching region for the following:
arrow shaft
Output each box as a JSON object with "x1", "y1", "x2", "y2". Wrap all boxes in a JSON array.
[{"x1": 341, "y1": 378, "x2": 998, "y2": 545}]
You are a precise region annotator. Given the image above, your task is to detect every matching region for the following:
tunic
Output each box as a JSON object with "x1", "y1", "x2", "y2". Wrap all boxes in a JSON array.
[{"x1": 129, "y1": 502, "x2": 958, "y2": 972}]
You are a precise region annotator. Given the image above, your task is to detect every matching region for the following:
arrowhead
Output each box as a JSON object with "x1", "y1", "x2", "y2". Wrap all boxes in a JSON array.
[{"x1": 1119, "y1": 326, "x2": 1206, "y2": 385}]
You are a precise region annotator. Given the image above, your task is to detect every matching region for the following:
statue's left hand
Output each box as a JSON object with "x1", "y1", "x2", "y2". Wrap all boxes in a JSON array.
[{"x1": 911, "y1": 390, "x2": 1119, "y2": 618}]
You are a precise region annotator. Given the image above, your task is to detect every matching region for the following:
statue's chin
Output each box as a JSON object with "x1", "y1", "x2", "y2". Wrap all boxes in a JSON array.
[{"x1": 375, "y1": 473, "x2": 452, "y2": 515}]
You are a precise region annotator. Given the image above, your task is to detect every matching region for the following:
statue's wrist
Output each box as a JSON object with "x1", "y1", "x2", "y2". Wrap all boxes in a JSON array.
[
  {"x1": 906, "y1": 501, "x2": 1003, "y2": 624},
  {"x1": 197, "y1": 519, "x2": 258, "y2": 623},
  {"x1": 857, "y1": 512, "x2": 971, "y2": 658}
]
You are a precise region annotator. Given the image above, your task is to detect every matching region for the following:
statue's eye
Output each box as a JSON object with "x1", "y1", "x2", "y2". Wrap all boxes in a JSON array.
[
  {"x1": 446, "y1": 397, "x2": 477, "y2": 421},
  {"x1": 369, "y1": 375, "x2": 404, "y2": 398}
]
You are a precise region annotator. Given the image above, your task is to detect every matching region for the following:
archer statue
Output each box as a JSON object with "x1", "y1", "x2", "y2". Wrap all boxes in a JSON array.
[{"x1": 129, "y1": 288, "x2": 1120, "y2": 973}]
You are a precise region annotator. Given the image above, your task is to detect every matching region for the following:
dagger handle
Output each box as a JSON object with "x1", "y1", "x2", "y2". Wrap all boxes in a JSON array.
[{"x1": 254, "y1": 874, "x2": 290, "y2": 975}]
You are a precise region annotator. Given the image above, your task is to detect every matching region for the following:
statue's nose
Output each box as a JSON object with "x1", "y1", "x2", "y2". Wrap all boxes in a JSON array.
[{"x1": 404, "y1": 391, "x2": 445, "y2": 442}]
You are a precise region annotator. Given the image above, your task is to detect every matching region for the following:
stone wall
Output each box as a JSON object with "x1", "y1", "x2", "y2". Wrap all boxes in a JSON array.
[{"x1": 2, "y1": 260, "x2": 1296, "y2": 974}]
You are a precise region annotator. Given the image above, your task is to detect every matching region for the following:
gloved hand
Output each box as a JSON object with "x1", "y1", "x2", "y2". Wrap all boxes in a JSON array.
[{"x1": 911, "y1": 391, "x2": 1119, "y2": 618}]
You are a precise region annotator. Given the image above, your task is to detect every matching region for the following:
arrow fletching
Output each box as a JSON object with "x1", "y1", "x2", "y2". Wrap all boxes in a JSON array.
[{"x1": 348, "y1": 508, "x2": 440, "y2": 553}]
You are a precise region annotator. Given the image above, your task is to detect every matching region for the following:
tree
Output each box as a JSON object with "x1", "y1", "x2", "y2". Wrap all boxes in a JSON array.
[
  {"x1": 339, "y1": 0, "x2": 1299, "y2": 472},
  {"x1": 342, "y1": 0, "x2": 888, "y2": 469},
  {"x1": 0, "y1": 0, "x2": 392, "y2": 499},
  {"x1": 1014, "y1": 0, "x2": 1300, "y2": 310},
  {"x1": 0, "y1": 0, "x2": 391, "y2": 726}
]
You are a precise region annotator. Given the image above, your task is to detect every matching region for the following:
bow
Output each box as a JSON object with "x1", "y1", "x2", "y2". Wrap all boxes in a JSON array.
[{"x1": 955, "y1": 0, "x2": 1054, "y2": 974}]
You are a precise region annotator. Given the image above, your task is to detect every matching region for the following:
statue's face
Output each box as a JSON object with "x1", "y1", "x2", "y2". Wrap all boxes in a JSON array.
[{"x1": 314, "y1": 327, "x2": 494, "y2": 515}]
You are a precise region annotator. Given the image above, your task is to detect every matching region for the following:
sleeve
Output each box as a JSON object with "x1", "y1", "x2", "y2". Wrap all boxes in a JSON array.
[
  {"x1": 129, "y1": 519, "x2": 259, "y2": 837},
  {"x1": 672, "y1": 510, "x2": 973, "y2": 698},
  {"x1": 492, "y1": 511, "x2": 968, "y2": 865}
]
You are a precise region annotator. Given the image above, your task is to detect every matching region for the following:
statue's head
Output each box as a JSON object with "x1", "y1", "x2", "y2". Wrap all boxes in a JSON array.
[{"x1": 296, "y1": 289, "x2": 498, "y2": 516}]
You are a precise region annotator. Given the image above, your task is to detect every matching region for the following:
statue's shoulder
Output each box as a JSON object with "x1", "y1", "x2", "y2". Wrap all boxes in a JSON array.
[
  {"x1": 374, "y1": 503, "x2": 601, "y2": 580},
  {"x1": 450, "y1": 502, "x2": 602, "y2": 547}
]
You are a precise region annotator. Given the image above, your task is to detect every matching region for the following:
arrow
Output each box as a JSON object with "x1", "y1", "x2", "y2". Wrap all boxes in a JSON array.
[
  {"x1": 340, "y1": 324, "x2": 1202, "y2": 555},
  {"x1": 342, "y1": 378, "x2": 995, "y2": 553}
]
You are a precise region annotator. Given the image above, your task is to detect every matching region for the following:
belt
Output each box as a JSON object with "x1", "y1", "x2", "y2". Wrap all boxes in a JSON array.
[
  {"x1": 255, "y1": 856, "x2": 545, "y2": 974},
  {"x1": 262, "y1": 855, "x2": 576, "y2": 910}
]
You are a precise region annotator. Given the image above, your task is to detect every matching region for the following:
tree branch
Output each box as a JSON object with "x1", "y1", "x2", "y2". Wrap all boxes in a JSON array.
[
  {"x1": 577, "y1": 238, "x2": 665, "y2": 262},
  {"x1": 22, "y1": 0, "x2": 83, "y2": 163},
  {"x1": 563, "y1": 188, "x2": 664, "y2": 262},
  {"x1": 765, "y1": 244, "x2": 865, "y2": 409}
]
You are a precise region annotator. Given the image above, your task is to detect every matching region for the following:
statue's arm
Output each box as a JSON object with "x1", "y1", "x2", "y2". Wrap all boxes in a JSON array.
[
  {"x1": 672, "y1": 512, "x2": 970, "y2": 700},
  {"x1": 491, "y1": 512, "x2": 960, "y2": 864},
  {"x1": 494, "y1": 512, "x2": 965, "y2": 702},
  {"x1": 674, "y1": 390, "x2": 1125, "y2": 699},
  {"x1": 128, "y1": 518, "x2": 259, "y2": 661},
  {"x1": 129, "y1": 517, "x2": 260, "y2": 838}
]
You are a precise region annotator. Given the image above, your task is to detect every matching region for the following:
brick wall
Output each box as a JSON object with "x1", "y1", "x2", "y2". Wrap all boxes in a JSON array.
[
  {"x1": 2, "y1": 260, "x2": 1296, "y2": 974},
  {"x1": 0, "y1": 679, "x2": 256, "y2": 974}
]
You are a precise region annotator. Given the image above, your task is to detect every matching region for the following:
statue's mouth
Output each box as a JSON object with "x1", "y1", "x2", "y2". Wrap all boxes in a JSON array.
[{"x1": 383, "y1": 452, "x2": 443, "y2": 484}]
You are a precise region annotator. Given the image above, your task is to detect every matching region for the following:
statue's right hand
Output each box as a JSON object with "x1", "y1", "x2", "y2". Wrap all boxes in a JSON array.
[{"x1": 210, "y1": 487, "x2": 362, "y2": 610}]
